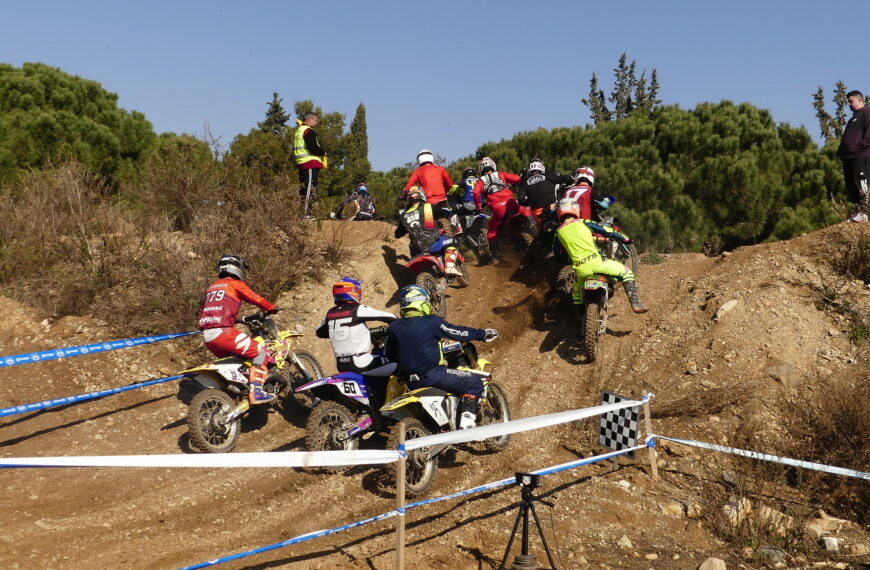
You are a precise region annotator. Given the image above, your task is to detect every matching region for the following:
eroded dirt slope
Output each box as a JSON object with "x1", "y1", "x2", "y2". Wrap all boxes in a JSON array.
[{"x1": 1, "y1": 221, "x2": 868, "y2": 569}]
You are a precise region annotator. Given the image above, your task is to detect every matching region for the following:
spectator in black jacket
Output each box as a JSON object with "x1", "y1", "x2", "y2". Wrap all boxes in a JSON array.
[{"x1": 837, "y1": 90, "x2": 870, "y2": 223}]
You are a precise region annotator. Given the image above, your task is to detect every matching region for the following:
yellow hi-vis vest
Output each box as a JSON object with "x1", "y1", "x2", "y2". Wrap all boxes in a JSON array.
[{"x1": 293, "y1": 124, "x2": 324, "y2": 166}]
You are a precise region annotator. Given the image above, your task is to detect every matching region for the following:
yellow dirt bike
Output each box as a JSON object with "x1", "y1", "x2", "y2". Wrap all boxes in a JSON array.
[
  {"x1": 380, "y1": 340, "x2": 511, "y2": 497},
  {"x1": 183, "y1": 311, "x2": 323, "y2": 453}
]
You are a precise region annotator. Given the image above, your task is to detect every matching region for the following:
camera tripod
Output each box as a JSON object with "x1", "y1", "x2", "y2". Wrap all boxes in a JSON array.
[{"x1": 499, "y1": 480, "x2": 557, "y2": 569}]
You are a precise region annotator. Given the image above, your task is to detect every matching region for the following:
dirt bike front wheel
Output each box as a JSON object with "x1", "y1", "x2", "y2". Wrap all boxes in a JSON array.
[
  {"x1": 452, "y1": 260, "x2": 470, "y2": 288},
  {"x1": 285, "y1": 351, "x2": 324, "y2": 410},
  {"x1": 479, "y1": 382, "x2": 511, "y2": 451},
  {"x1": 187, "y1": 389, "x2": 241, "y2": 453},
  {"x1": 387, "y1": 418, "x2": 437, "y2": 498},
  {"x1": 415, "y1": 271, "x2": 447, "y2": 318}
]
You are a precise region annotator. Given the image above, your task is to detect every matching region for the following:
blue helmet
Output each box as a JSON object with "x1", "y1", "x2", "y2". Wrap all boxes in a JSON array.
[
  {"x1": 356, "y1": 182, "x2": 369, "y2": 194},
  {"x1": 333, "y1": 277, "x2": 363, "y2": 304}
]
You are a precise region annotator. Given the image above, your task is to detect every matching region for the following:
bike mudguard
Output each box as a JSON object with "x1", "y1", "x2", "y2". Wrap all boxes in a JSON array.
[
  {"x1": 380, "y1": 386, "x2": 449, "y2": 411},
  {"x1": 584, "y1": 275, "x2": 608, "y2": 290},
  {"x1": 180, "y1": 356, "x2": 246, "y2": 375},
  {"x1": 407, "y1": 255, "x2": 442, "y2": 273}
]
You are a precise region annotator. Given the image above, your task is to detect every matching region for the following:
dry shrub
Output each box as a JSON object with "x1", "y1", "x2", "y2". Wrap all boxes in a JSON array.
[
  {"x1": 0, "y1": 158, "x2": 325, "y2": 335},
  {"x1": 783, "y1": 381, "x2": 870, "y2": 525}
]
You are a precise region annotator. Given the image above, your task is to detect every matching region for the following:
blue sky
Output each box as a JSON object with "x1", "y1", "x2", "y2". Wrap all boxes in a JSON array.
[{"x1": 1, "y1": 1, "x2": 863, "y2": 171}]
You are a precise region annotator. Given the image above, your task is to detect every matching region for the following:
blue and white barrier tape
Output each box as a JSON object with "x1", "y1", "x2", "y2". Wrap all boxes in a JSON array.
[
  {"x1": 181, "y1": 444, "x2": 643, "y2": 569},
  {"x1": 0, "y1": 374, "x2": 187, "y2": 418},
  {"x1": 0, "y1": 449, "x2": 399, "y2": 469},
  {"x1": 0, "y1": 331, "x2": 199, "y2": 368},
  {"x1": 655, "y1": 435, "x2": 870, "y2": 481}
]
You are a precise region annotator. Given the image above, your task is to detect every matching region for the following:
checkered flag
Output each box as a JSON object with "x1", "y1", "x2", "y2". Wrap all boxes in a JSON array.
[{"x1": 598, "y1": 391, "x2": 640, "y2": 459}]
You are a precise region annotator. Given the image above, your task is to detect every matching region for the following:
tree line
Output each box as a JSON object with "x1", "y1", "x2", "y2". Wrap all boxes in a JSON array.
[{"x1": 0, "y1": 61, "x2": 857, "y2": 253}]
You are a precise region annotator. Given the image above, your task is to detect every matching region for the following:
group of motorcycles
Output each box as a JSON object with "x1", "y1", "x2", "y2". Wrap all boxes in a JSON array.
[{"x1": 182, "y1": 315, "x2": 510, "y2": 496}]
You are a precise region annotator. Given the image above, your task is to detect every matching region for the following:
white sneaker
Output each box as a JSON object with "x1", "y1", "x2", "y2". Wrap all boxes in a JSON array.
[
  {"x1": 459, "y1": 411, "x2": 477, "y2": 429},
  {"x1": 445, "y1": 263, "x2": 463, "y2": 277},
  {"x1": 848, "y1": 212, "x2": 868, "y2": 223}
]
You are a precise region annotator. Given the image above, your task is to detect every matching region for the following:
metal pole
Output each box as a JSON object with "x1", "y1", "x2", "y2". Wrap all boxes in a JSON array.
[
  {"x1": 395, "y1": 421, "x2": 406, "y2": 570},
  {"x1": 642, "y1": 391, "x2": 659, "y2": 480}
]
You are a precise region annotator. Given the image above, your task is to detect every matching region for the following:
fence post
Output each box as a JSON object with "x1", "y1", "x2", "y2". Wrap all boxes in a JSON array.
[
  {"x1": 395, "y1": 421, "x2": 406, "y2": 570},
  {"x1": 642, "y1": 391, "x2": 659, "y2": 480}
]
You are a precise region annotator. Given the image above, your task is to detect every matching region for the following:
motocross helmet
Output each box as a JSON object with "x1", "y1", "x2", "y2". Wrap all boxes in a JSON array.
[
  {"x1": 556, "y1": 199, "x2": 581, "y2": 222},
  {"x1": 217, "y1": 254, "x2": 247, "y2": 280},
  {"x1": 399, "y1": 284, "x2": 431, "y2": 317},
  {"x1": 479, "y1": 157, "x2": 496, "y2": 175},
  {"x1": 573, "y1": 166, "x2": 595, "y2": 186},
  {"x1": 407, "y1": 186, "x2": 425, "y2": 203},
  {"x1": 356, "y1": 182, "x2": 369, "y2": 194},
  {"x1": 416, "y1": 149, "x2": 434, "y2": 166},
  {"x1": 333, "y1": 277, "x2": 363, "y2": 304},
  {"x1": 462, "y1": 167, "x2": 476, "y2": 179},
  {"x1": 527, "y1": 158, "x2": 545, "y2": 175}
]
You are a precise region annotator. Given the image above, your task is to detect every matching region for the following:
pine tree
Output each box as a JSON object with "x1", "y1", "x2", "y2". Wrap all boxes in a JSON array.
[
  {"x1": 258, "y1": 92, "x2": 290, "y2": 136},
  {"x1": 581, "y1": 73, "x2": 611, "y2": 125},
  {"x1": 647, "y1": 68, "x2": 662, "y2": 108},
  {"x1": 611, "y1": 53, "x2": 633, "y2": 120},
  {"x1": 634, "y1": 71, "x2": 649, "y2": 112},
  {"x1": 833, "y1": 80, "x2": 847, "y2": 133},
  {"x1": 812, "y1": 86, "x2": 834, "y2": 140}
]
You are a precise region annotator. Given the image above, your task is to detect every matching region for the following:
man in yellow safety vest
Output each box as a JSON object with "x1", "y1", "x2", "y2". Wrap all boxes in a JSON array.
[{"x1": 294, "y1": 112, "x2": 326, "y2": 219}]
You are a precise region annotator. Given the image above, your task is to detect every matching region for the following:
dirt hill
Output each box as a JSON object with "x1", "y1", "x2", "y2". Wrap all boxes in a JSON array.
[{"x1": 1, "y1": 221, "x2": 868, "y2": 569}]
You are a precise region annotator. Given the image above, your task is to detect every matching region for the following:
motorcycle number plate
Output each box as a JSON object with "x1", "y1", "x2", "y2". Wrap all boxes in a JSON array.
[
  {"x1": 584, "y1": 280, "x2": 606, "y2": 290},
  {"x1": 441, "y1": 341, "x2": 461, "y2": 353}
]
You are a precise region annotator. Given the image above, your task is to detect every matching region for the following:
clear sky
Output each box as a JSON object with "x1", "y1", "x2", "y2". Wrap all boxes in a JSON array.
[{"x1": 1, "y1": 0, "x2": 863, "y2": 171}]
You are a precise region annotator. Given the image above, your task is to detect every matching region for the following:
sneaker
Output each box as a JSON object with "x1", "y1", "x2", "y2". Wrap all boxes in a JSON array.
[
  {"x1": 848, "y1": 212, "x2": 868, "y2": 223},
  {"x1": 459, "y1": 411, "x2": 477, "y2": 430}
]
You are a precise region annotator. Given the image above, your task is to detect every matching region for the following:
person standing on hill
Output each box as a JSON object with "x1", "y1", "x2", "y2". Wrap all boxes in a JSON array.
[
  {"x1": 294, "y1": 112, "x2": 326, "y2": 220},
  {"x1": 837, "y1": 90, "x2": 870, "y2": 223}
]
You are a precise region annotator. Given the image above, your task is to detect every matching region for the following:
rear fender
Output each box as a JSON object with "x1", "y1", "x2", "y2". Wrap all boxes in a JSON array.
[
  {"x1": 583, "y1": 275, "x2": 609, "y2": 291},
  {"x1": 407, "y1": 255, "x2": 443, "y2": 274}
]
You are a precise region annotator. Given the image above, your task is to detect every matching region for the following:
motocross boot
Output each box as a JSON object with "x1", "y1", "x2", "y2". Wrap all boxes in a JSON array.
[
  {"x1": 444, "y1": 247, "x2": 463, "y2": 277},
  {"x1": 623, "y1": 280, "x2": 649, "y2": 314},
  {"x1": 458, "y1": 394, "x2": 480, "y2": 429},
  {"x1": 248, "y1": 364, "x2": 276, "y2": 404}
]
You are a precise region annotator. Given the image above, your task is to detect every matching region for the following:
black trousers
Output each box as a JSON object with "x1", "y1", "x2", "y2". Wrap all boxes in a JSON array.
[{"x1": 842, "y1": 157, "x2": 870, "y2": 212}]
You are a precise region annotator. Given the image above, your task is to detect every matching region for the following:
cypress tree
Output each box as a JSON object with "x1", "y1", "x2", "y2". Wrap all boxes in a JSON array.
[
  {"x1": 345, "y1": 103, "x2": 371, "y2": 186},
  {"x1": 582, "y1": 73, "x2": 611, "y2": 125},
  {"x1": 833, "y1": 80, "x2": 847, "y2": 133},
  {"x1": 812, "y1": 86, "x2": 835, "y2": 140}
]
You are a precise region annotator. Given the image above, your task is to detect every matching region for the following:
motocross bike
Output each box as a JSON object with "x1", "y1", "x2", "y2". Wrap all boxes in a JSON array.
[
  {"x1": 183, "y1": 311, "x2": 324, "y2": 453},
  {"x1": 450, "y1": 202, "x2": 491, "y2": 263},
  {"x1": 380, "y1": 340, "x2": 511, "y2": 497},
  {"x1": 555, "y1": 220, "x2": 638, "y2": 363},
  {"x1": 294, "y1": 327, "x2": 405, "y2": 471},
  {"x1": 406, "y1": 247, "x2": 469, "y2": 318}
]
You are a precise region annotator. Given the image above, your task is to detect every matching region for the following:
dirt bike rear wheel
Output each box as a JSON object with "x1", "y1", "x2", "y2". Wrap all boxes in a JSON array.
[
  {"x1": 479, "y1": 382, "x2": 511, "y2": 451},
  {"x1": 583, "y1": 296, "x2": 605, "y2": 363},
  {"x1": 306, "y1": 401, "x2": 359, "y2": 471},
  {"x1": 415, "y1": 271, "x2": 447, "y2": 317},
  {"x1": 387, "y1": 418, "x2": 437, "y2": 498},
  {"x1": 453, "y1": 260, "x2": 470, "y2": 288},
  {"x1": 284, "y1": 351, "x2": 324, "y2": 410},
  {"x1": 187, "y1": 389, "x2": 241, "y2": 453}
]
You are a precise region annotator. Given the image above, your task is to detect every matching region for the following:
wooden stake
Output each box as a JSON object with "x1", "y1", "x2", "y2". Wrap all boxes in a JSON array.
[
  {"x1": 642, "y1": 392, "x2": 659, "y2": 480},
  {"x1": 395, "y1": 421, "x2": 406, "y2": 569}
]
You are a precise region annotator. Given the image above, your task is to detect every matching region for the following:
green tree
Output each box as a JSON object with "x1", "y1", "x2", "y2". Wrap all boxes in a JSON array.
[
  {"x1": 344, "y1": 103, "x2": 371, "y2": 186},
  {"x1": 257, "y1": 92, "x2": 290, "y2": 136},
  {"x1": 583, "y1": 54, "x2": 660, "y2": 124},
  {"x1": 813, "y1": 86, "x2": 836, "y2": 140},
  {"x1": 0, "y1": 62, "x2": 156, "y2": 182},
  {"x1": 581, "y1": 72, "x2": 611, "y2": 125}
]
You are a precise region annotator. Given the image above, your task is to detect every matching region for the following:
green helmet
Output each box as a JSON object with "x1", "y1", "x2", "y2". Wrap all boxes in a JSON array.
[{"x1": 399, "y1": 285, "x2": 431, "y2": 317}]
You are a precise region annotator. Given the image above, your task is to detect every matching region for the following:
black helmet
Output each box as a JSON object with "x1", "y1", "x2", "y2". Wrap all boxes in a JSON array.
[
  {"x1": 218, "y1": 254, "x2": 247, "y2": 280},
  {"x1": 462, "y1": 167, "x2": 476, "y2": 179}
]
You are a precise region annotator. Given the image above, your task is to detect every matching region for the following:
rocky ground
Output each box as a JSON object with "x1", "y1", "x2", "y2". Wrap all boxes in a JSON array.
[{"x1": 0, "y1": 220, "x2": 868, "y2": 569}]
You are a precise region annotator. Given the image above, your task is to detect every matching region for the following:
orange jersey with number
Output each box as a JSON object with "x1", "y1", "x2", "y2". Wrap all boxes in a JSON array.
[{"x1": 198, "y1": 277, "x2": 276, "y2": 329}]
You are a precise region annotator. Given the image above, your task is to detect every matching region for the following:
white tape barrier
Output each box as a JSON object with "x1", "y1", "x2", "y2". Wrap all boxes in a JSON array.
[
  {"x1": 655, "y1": 435, "x2": 870, "y2": 481},
  {"x1": 404, "y1": 397, "x2": 645, "y2": 451},
  {"x1": 0, "y1": 449, "x2": 398, "y2": 469}
]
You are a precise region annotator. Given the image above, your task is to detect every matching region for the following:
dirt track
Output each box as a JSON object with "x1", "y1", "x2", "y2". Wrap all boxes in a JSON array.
[{"x1": 1, "y1": 221, "x2": 868, "y2": 569}]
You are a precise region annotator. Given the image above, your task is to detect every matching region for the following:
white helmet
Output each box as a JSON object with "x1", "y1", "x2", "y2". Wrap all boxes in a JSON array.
[
  {"x1": 217, "y1": 254, "x2": 247, "y2": 280},
  {"x1": 479, "y1": 156, "x2": 497, "y2": 175},
  {"x1": 416, "y1": 149, "x2": 434, "y2": 166},
  {"x1": 528, "y1": 158, "x2": 545, "y2": 175},
  {"x1": 573, "y1": 166, "x2": 595, "y2": 186}
]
